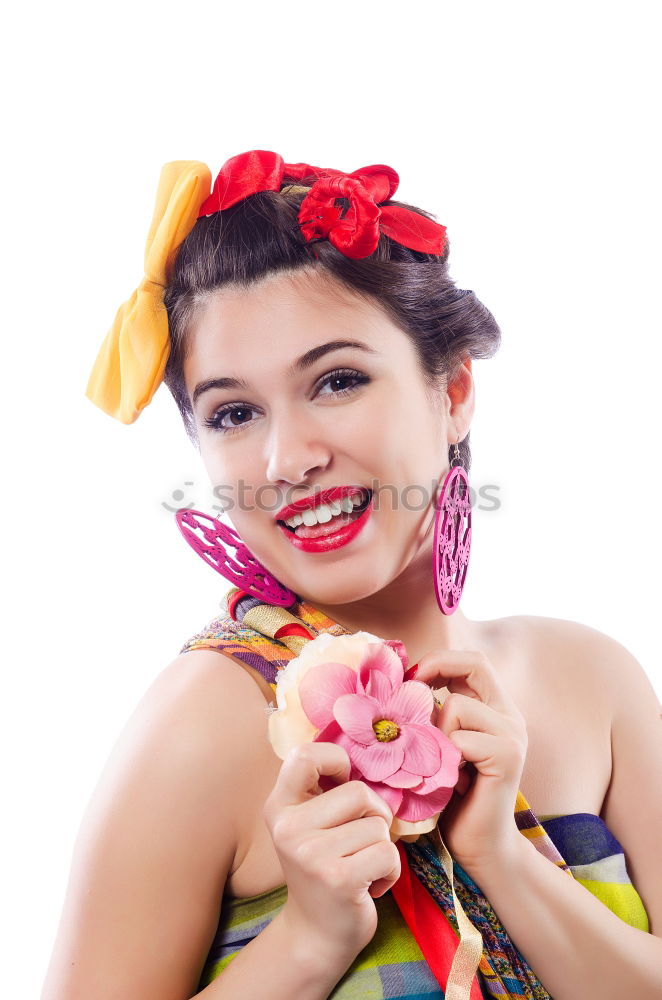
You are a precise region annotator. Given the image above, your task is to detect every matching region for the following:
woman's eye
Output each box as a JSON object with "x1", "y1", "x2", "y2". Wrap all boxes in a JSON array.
[
  {"x1": 316, "y1": 369, "x2": 369, "y2": 398},
  {"x1": 203, "y1": 404, "x2": 256, "y2": 434},
  {"x1": 203, "y1": 368, "x2": 369, "y2": 435}
]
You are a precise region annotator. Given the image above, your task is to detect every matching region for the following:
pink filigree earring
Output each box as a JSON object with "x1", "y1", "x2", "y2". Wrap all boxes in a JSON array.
[
  {"x1": 174, "y1": 508, "x2": 298, "y2": 607},
  {"x1": 432, "y1": 439, "x2": 472, "y2": 615}
]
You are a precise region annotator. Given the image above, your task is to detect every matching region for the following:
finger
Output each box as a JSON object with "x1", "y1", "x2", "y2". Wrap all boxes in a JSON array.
[
  {"x1": 436, "y1": 691, "x2": 518, "y2": 740},
  {"x1": 448, "y1": 730, "x2": 525, "y2": 780},
  {"x1": 341, "y1": 839, "x2": 401, "y2": 895},
  {"x1": 312, "y1": 814, "x2": 393, "y2": 858},
  {"x1": 299, "y1": 778, "x2": 393, "y2": 829},
  {"x1": 274, "y1": 743, "x2": 352, "y2": 809},
  {"x1": 415, "y1": 649, "x2": 508, "y2": 710}
]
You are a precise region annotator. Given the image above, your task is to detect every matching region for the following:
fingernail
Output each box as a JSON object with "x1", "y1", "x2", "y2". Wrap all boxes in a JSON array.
[{"x1": 405, "y1": 663, "x2": 419, "y2": 680}]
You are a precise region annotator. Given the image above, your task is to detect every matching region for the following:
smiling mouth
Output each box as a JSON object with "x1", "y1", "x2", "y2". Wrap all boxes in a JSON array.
[{"x1": 278, "y1": 489, "x2": 373, "y2": 537}]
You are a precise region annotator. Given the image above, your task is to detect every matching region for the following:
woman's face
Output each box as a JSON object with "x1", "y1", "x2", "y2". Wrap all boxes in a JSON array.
[{"x1": 183, "y1": 268, "x2": 468, "y2": 606}]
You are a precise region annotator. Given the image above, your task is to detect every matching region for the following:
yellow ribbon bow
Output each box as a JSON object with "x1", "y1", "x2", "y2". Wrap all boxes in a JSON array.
[{"x1": 85, "y1": 160, "x2": 212, "y2": 424}]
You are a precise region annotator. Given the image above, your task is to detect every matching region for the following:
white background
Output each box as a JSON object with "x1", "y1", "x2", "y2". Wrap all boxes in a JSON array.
[{"x1": 3, "y1": 2, "x2": 660, "y2": 995}]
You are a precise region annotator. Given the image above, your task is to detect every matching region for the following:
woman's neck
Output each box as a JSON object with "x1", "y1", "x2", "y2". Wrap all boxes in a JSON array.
[{"x1": 306, "y1": 535, "x2": 480, "y2": 668}]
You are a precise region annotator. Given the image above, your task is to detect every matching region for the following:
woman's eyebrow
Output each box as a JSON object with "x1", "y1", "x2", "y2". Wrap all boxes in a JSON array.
[{"x1": 192, "y1": 339, "x2": 379, "y2": 407}]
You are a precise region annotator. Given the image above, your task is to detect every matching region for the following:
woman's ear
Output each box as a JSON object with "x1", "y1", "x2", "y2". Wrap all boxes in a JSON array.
[{"x1": 446, "y1": 357, "x2": 474, "y2": 436}]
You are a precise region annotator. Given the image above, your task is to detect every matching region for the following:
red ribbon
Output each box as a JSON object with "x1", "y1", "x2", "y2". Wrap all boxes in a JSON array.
[
  {"x1": 197, "y1": 149, "x2": 447, "y2": 259},
  {"x1": 391, "y1": 842, "x2": 483, "y2": 998},
  {"x1": 273, "y1": 623, "x2": 316, "y2": 642}
]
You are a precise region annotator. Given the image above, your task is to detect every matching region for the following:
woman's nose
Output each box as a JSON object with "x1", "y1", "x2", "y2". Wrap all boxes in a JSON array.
[{"x1": 264, "y1": 407, "x2": 331, "y2": 486}]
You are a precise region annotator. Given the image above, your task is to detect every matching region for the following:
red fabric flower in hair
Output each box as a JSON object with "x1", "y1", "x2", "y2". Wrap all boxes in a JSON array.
[{"x1": 298, "y1": 175, "x2": 382, "y2": 260}]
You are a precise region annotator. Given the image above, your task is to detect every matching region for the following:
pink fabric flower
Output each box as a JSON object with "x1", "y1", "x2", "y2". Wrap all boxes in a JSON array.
[{"x1": 268, "y1": 630, "x2": 461, "y2": 840}]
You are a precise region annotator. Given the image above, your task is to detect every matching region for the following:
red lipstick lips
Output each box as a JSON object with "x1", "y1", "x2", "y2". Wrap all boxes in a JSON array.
[
  {"x1": 277, "y1": 489, "x2": 374, "y2": 553},
  {"x1": 274, "y1": 485, "x2": 367, "y2": 523}
]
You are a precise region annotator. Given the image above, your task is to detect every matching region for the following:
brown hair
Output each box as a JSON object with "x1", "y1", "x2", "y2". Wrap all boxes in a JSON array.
[{"x1": 163, "y1": 181, "x2": 501, "y2": 474}]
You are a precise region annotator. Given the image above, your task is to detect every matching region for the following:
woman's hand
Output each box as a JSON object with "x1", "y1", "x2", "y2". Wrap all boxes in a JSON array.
[
  {"x1": 262, "y1": 741, "x2": 401, "y2": 964},
  {"x1": 415, "y1": 649, "x2": 528, "y2": 874}
]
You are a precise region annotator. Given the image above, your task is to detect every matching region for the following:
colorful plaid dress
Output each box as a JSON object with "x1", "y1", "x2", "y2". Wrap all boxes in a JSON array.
[{"x1": 179, "y1": 590, "x2": 650, "y2": 999}]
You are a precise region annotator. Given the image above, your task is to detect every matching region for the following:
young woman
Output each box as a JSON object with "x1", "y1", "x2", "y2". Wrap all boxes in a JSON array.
[{"x1": 42, "y1": 151, "x2": 661, "y2": 1000}]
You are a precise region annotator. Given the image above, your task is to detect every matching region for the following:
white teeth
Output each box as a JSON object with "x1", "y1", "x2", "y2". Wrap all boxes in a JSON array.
[
  {"x1": 283, "y1": 491, "x2": 368, "y2": 529},
  {"x1": 315, "y1": 504, "x2": 333, "y2": 523}
]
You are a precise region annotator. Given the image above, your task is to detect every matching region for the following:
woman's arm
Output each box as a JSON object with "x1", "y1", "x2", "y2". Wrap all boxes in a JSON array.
[
  {"x1": 41, "y1": 649, "x2": 358, "y2": 1000},
  {"x1": 194, "y1": 906, "x2": 367, "y2": 999},
  {"x1": 464, "y1": 633, "x2": 662, "y2": 1000},
  {"x1": 469, "y1": 829, "x2": 661, "y2": 1000}
]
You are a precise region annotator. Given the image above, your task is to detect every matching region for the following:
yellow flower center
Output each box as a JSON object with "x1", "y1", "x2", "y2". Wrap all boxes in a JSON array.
[{"x1": 372, "y1": 718, "x2": 400, "y2": 742}]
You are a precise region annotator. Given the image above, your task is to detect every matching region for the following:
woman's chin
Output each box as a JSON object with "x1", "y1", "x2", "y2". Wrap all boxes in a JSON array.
[{"x1": 290, "y1": 575, "x2": 389, "y2": 607}]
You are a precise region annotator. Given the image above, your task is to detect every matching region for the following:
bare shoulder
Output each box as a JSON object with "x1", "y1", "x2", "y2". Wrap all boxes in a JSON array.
[
  {"x1": 489, "y1": 611, "x2": 662, "y2": 740},
  {"x1": 491, "y1": 610, "x2": 629, "y2": 649},
  {"x1": 137, "y1": 645, "x2": 275, "y2": 748},
  {"x1": 98, "y1": 646, "x2": 278, "y2": 844},
  {"x1": 479, "y1": 612, "x2": 646, "y2": 753},
  {"x1": 488, "y1": 612, "x2": 644, "y2": 695},
  {"x1": 41, "y1": 647, "x2": 274, "y2": 1000},
  {"x1": 480, "y1": 614, "x2": 654, "y2": 817}
]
